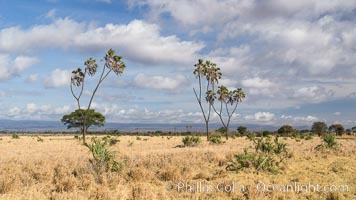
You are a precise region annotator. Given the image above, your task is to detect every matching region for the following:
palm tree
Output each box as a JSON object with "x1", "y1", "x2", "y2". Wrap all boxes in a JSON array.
[
  {"x1": 193, "y1": 59, "x2": 222, "y2": 140},
  {"x1": 210, "y1": 86, "x2": 246, "y2": 139},
  {"x1": 70, "y1": 49, "x2": 126, "y2": 144}
]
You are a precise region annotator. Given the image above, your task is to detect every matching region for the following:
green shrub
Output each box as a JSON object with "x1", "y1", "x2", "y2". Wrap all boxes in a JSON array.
[
  {"x1": 318, "y1": 134, "x2": 338, "y2": 149},
  {"x1": 136, "y1": 136, "x2": 142, "y2": 140},
  {"x1": 153, "y1": 131, "x2": 162, "y2": 136},
  {"x1": 86, "y1": 137, "x2": 122, "y2": 173},
  {"x1": 209, "y1": 134, "x2": 223, "y2": 144},
  {"x1": 128, "y1": 140, "x2": 134, "y2": 147},
  {"x1": 305, "y1": 135, "x2": 313, "y2": 140},
  {"x1": 262, "y1": 131, "x2": 272, "y2": 137},
  {"x1": 182, "y1": 136, "x2": 201, "y2": 147},
  {"x1": 37, "y1": 137, "x2": 44, "y2": 142},
  {"x1": 12, "y1": 133, "x2": 19, "y2": 139},
  {"x1": 227, "y1": 136, "x2": 288, "y2": 174},
  {"x1": 102, "y1": 135, "x2": 119, "y2": 146}
]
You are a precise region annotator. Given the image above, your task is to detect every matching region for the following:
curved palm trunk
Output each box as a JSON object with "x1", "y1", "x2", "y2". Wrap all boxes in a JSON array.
[{"x1": 205, "y1": 122, "x2": 209, "y2": 140}]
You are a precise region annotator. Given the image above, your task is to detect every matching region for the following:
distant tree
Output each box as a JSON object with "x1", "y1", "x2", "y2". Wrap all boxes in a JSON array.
[
  {"x1": 237, "y1": 126, "x2": 248, "y2": 135},
  {"x1": 299, "y1": 129, "x2": 310, "y2": 134},
  {"x1": 346, "y1": 129, "x2": 352, "y2": 135},
  {"x1": 262, "y1": 130, "x2": 272, "y2": 137},
  {"x1": 61, "y1": 109, "x2": 105, "y2": 133},
  {"x1": 329, "y1": 124, "x2": 345, "y2": 136},
  {"x1": 352, "y1": 126, "x2": 356, "y2": 133},
  {"x1": 193, "y1": 59, "x2": 222, "y2": 140},
  {"x1": 311, "y1": 121, "x2": 328, "y2": 136},
  {"x1": 69, "y1": 49, "x2": 126, "y2": 144},
  {"x1": 277, "y1": 125, "x2": 295, "y2": 136},
  {"x1": 216, "y1": 127, "x2": 227, "y2": 134}
]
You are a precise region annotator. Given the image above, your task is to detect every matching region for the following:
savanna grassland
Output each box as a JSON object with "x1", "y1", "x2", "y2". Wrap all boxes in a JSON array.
[{"x1": 0, "y1": 134, "x2": 355, "y2": 200}]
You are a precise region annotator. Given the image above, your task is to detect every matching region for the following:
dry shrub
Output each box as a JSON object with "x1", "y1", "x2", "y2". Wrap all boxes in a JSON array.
[
  {"x1": 53, "y1": 164, "x2": 77, "y2": 192},
  {"x1": 193, "y1": 170, "x2": 210, "y2": 180},
  {"x1": 78, "y1": 174, "x2": 95, "y2": 191},
  {"x1": 131, "y1": 183, "x2": 154, "y2": 200},
  {"x1": 157, "y1": 166, "x2": 181, "y2": 182},
  {"x1": 126, "y1": 167, "x2": 153, "y2": 182},
  {"x1": 89, "y1": 185, "x2": 111, "y2": 200},
  {"x1": 326, "y1": 192, "x2": 343, "y2": 200},
  {"x1": 0, "y1": 175, "x2": 15, "y2": 194}
]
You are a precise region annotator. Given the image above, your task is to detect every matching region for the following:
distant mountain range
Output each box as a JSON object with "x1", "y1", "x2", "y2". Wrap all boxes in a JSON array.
[{"x1": 0, "y1": 119, "x2": 309, "y2": 132}]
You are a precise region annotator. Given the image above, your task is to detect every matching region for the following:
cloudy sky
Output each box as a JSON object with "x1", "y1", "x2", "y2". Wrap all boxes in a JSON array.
[{"x1": 0, "y1": 0, "x2": 355, "y2": 127}]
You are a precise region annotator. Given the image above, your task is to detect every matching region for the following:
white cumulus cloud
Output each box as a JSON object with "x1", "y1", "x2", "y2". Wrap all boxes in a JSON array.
[
  {"x1": 0, "y1": 18, "x2": 204, "y2": 66},
  {"x1": 44, "y1": 69, "x2": 71, "y2": 88},
  {"x1": 133, "y1": 73, "x2": 187, "y2": 90}
]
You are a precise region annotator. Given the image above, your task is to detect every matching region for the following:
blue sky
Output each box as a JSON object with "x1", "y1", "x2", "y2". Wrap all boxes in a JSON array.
[{"x1": 0, "y1": 0, "x2": 355, "y2": 128}]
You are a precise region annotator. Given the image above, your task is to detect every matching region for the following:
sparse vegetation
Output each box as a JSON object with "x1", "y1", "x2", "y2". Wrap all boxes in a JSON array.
[
  {"x1": 182, "y1": 136, "x2": 201, "y2": 147},
  {"x1": 12, "y1": 133, "x2": 19, "y2": 139},
  {"x1": 0, "y1": 135, "x2": 355, "y2": 199},
  {"x1": 305, "y1": 135, "x2": 313, "y2": 140},
  {"x1": 209, "y1": 134, "x2": 223, "y2": 144},
  {"x1": 37, "y1": 136, "x2": 43, "y2": 142},
  {"x1": 315, "y1": 133, "x2": 339, "y2": 150},
  {"x1": 127, "y1": 140, "x2": 134, "y2": 147},
  {"x1": 85, "y1": 137, "x2": 121, "y2": 173},
  {"x1": 102, "y1": 135, "x2": 119, "y2": 146},
  {"x1": 227, "y1": 135, "x2": 289, "y2": 174}
]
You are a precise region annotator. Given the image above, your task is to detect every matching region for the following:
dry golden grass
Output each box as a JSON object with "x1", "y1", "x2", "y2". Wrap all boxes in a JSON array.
[{"x1": 0, "y1": 134, "x2": 355, "y2": 200}]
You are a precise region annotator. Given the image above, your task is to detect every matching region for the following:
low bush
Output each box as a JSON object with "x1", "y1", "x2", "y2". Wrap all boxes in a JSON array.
[
  {"x1": 102, "y1": 135, "x2": 119, "y2": 146},
  {"x1": 209, "y1": 134, "x2": 224, "y2": 144},
  {"x1": 227, "y1": 135, "x2": 288, "y2": 174},
  {"x1": 315, "y1": 134, "x2": 338, "y2": 150},
  {"x1": 182, "y1": 136, "x2": 201, "y2": 147},
  {"x1": 128, "y1": 140, "x2": 134, "y2": 147},
  {"x1": 37, "y1": 137, "x2": 44, "y2": 142},
  {"x1": 11, "y1": 133, "x2": 19, "y2": 139},
  {"x1": 305, "y1": 135, "x2": 313, "y2": 140},
  {"x1": 85, "y1": 137, "x2": 122, "y2": 174}
]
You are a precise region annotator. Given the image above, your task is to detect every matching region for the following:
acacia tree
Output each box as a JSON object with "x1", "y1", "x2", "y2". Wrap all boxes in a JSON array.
[
  {"x1": 329, "y1": 124, "x2": 345, "y2": 136},
  {"x1": 277, "y1": 125, "x2": 295, "y2": 136},
  {"x1": 70, "y1": 49, "x2": 125, "y2": 144},
  {"x1": 61, "y1": 109, "x2": 105, "y2": 133},
  {"x1": 311, "y1": 121, "x2": 328, "y2": 136},
  {"x1": 237, "y1": 126, "x2": 248, "y2": 135},
  {"x1": 352, "y1": 126, "x2": 356, "y2": 133},
  {"x1": 193, "y1": 59, "x2": 222, "y2": 140},
  {"x1": 208, "y1": 86, "x2": 246, "y2": 140}
]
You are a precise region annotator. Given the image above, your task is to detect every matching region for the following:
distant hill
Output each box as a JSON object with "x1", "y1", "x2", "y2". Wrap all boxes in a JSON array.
[{"x1": 0, "y1": 119, "x2": 309, "y2": 132}]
